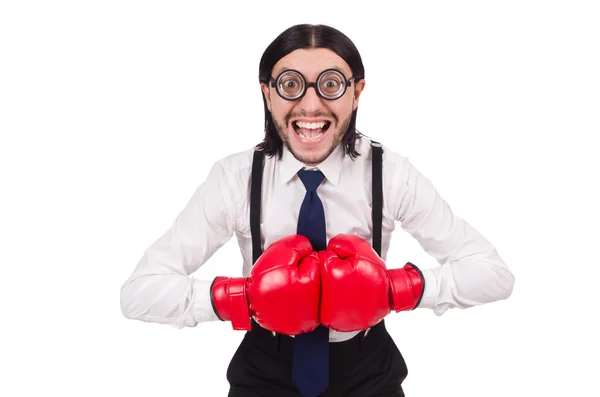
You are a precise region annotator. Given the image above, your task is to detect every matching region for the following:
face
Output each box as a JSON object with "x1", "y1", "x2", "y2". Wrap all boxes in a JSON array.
[{"x1": 261, "y1": 48, "x2": 366, "y2": 166}]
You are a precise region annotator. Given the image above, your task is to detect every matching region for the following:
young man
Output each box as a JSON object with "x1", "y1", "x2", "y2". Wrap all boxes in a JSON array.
[{"x1": 120, "y1": 24, "x2": 515, "y2": 397}]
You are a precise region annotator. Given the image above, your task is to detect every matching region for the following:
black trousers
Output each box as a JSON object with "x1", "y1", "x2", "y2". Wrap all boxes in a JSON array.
[{"x1": 226, "y1": 319, "x2": 407, "y2": 397}]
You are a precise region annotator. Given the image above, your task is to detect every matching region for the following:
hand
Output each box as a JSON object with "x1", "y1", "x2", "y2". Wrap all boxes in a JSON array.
[
  {"x1": 318, "y1": 234, "x2": 425, "y2": 332},
  {"x1": 210, "y1": 234, "x2": 321, "y2": 335}
]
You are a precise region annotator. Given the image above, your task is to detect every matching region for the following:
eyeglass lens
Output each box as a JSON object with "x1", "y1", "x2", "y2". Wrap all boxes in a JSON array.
[{"x1": 276, "y1": 70, "x2": 348, "y2": 100}]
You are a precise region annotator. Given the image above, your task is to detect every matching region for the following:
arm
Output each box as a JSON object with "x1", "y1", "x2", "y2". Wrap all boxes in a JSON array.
[
  {"x1": 120, "y1": 161, "x2": 236, "y2": 328},
  {"x1": 385, "y1": 152, "x2": 515, "y2": 316}
]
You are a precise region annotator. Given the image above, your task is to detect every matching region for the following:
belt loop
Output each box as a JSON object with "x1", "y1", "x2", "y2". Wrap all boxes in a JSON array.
[
  {"x1": 275, "y1": 332, "x2": 281, "y2": 352},
  {"x1": 358, "y1": 330, "x2": 365, "y2": 351},
  {"x1": 360, "y1": 327, "x2": 372, "y2": 351}
]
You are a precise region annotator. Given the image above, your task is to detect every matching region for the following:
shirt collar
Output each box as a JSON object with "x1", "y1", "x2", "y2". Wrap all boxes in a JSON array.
[{"x1": 279, "y1": 142, "x2": 344, "y2": 186}]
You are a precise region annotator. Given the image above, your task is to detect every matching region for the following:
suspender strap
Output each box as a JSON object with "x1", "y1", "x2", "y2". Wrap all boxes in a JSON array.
[
  {"x1": 370, "y1": 141, "x2": 383, "y2": 257},
  {"x1": 250, "y1": 149, "x2": 264, "y2": 264},
  {"x1": 249, "y1": 140, "x2": 384, "y2": 263}
]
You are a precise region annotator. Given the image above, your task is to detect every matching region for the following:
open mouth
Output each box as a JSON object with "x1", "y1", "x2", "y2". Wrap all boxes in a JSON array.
[{"x1": 292, "y1": 121, "x2": 331, "y2": 140}]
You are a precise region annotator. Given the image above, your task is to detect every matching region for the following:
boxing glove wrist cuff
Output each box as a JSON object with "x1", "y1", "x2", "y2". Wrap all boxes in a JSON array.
[
  {"x1": 210, "y1": 276, "x2": 252, "y2": 331},
  {"x1": 388, "y1": 262, "x2": 425, "y2": 312}
]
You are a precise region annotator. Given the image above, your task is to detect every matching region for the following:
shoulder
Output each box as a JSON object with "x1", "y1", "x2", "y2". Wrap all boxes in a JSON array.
[
  {"x1": 199, "y1": 146, "x2": 259, "y2": 225},
  {"x1": 197, "y1": 146, "x2": 258, "y2": 199},
  {"x1": 380, "y1": 143, "x2": 410, "y2": 170},
  {"x1": 357, "y1": 135, "x2": 417, "y2": 203},
  {"x1": 355, "y1": 134, "x2": 410, "y2": 169},
  {"x1": 213, "y1": 145, "x2": 257, "y2": 176}
]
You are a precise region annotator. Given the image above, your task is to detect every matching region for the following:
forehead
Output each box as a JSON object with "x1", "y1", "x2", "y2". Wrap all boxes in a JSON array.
[{"x1": 272, "y1": 48, "x2": 352, "y2": 78}]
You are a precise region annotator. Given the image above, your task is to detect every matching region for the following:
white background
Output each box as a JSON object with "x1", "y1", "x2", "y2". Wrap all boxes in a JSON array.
[{"x1": 1, "y1": 1, "x2": 599, "y2": 396}]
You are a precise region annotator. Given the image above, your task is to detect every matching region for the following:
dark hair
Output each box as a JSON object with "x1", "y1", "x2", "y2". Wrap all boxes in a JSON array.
[{"x1": 257, "y1": 24, "x2": 365, "y2": 159}]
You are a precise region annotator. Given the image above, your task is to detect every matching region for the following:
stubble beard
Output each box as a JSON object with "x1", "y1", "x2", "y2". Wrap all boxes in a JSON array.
[{"x1": 273, "y1": 113, "x2": 352, "y2": 165}]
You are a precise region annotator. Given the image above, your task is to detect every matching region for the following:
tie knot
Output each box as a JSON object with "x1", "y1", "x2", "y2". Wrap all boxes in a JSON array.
[{"x1": 297, "y1": 169, "x2": 325, "y2": 192}]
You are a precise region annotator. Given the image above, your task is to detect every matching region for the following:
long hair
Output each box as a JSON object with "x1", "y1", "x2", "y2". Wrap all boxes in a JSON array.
[{"x1": 257, "y1": 24, "x2": 365, "y2": 159}]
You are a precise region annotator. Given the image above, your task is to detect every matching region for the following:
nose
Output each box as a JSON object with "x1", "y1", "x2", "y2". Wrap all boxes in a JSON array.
[{"x1": 298, "y1": 85, "x2": 323, "y2": 113}]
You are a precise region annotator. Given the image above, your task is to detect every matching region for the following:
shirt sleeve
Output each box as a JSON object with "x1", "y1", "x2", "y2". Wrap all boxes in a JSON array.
[
  {"x1": 120, "y1": 161, "x2": 237, "y2": 328},
  {"x1": 384, "y1": 151, "x2": 515, "y2": 316}
]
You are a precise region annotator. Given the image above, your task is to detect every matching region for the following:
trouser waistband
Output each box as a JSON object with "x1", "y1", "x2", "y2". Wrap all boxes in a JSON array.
[{"x1": 247, "y1": 320, "x2": 388, "y2": 361}]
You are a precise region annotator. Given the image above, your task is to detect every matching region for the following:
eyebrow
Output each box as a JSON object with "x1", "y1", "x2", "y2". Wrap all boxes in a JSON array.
[{"x1": 273, "y1": 65, "x2": 350, "y2": 78}]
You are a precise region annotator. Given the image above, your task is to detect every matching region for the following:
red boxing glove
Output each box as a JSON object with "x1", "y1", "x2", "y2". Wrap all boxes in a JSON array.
[
  {"x1": 319, "y1": 234, "x2": 425, "y2": 332},
  {"x1": 210, "y1": 234, "x2": 321, "y2": 335}
]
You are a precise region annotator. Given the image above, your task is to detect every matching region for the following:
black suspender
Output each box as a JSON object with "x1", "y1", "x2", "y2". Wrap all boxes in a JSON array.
[
  {"x1": 250, "y1": 141, "x2": 383, "y2": 264},
  {"x1": 250, "y1": 149, "x2": 264, "y2": 264},
  {"x1": 370, "y1": 141, "x2": 383, "y2": 257}
]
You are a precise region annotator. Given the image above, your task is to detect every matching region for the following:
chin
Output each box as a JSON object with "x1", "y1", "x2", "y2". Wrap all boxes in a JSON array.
[{"x1": 290, "y1": 147, "x2": 333, "y2": 166}]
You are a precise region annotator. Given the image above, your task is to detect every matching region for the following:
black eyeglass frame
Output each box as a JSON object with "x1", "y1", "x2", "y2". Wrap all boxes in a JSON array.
[{"x1": 268, "y1": 68, "x2": 358, "y2": 101}]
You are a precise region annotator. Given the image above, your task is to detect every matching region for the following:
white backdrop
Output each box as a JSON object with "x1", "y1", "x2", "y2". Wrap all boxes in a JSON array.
[{"x1": 1, "y1": 1, "x2": 599, "y2": 396}]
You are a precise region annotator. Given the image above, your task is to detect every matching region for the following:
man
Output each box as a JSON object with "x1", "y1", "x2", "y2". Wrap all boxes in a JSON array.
[{"x1": 120, "y1": 24, "x2": 515, "y2": 397}]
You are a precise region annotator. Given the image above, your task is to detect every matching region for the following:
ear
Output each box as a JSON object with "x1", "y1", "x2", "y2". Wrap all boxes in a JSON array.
[
  {"x1": 261, "y1": 83, "x2": 272, "y2": 112},
  {"x1": 352, "y1": 79, "x2": 366, "y2": 111}
]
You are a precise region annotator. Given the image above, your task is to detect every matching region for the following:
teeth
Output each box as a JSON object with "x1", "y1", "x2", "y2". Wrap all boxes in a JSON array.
[
  {"x1": 296, "y1": 121, "x2": 326, "y2": 129},
  {"x1": 294, "y1": 120, "x2": 328, "y2": 140},
  {"x1": 298, "y1": 131, "x2": 324, "y2": 140}
]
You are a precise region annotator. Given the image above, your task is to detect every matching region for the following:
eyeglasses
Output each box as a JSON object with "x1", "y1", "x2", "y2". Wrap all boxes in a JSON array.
[{"x1": 268, "y1": 69, "x2": 356, "y2": 101}]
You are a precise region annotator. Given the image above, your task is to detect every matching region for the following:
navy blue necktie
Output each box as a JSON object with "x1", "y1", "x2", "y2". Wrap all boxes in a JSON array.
[{"x1": 292, "y1": 169, "x2": 329, "y2": 397}]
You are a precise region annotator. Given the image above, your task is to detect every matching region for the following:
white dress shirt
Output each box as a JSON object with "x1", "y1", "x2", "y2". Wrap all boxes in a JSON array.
[{"x1": 120, "y1": 135, "x2": 515, "y2": 342}]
